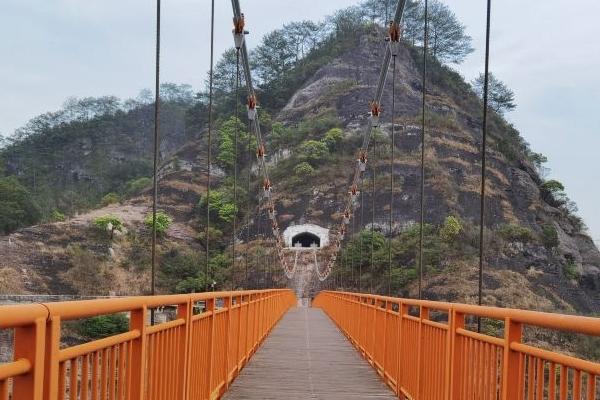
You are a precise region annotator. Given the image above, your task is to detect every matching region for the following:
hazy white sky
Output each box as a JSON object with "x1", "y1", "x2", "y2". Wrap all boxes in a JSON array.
[{"x1": 1, "y1": 0, "x2": 599, "y2": 242}]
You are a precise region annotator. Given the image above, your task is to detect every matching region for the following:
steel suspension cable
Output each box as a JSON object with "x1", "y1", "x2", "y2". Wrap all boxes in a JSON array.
[
  {"x1": 313, "y1": 1, "x2": 408, "y2": 284},
  {"x1": 351, "y1": 215, "x2": 355, "y2": 288},
  {"x1": 150, "y1": 0, "x2": 161, "y2": 307},
  {"x1": 205, "y1": 0, "x2": 215, "y2": 292},
  {"x1": 245, "y1": 120, "x2": 252, "y2": 289},
  {"x1": 478, "y1": 0, "x2": 492, "y2": 332},
  {"x1": 256, "y1": 200, "x2": 262, "y2": 289},
  {"x1": 388, "y1": 54, "x2": 397, "y2": 297},
  {"x1": 359, "y1": 175, "x2": 364, "y2": 293},
  {"x1": 232, "y1": 50, "x2": 241, "y2": 288},
  {"x1": 418, "y1": 0, "x2": 429, "y2": 300},
  {"x1": 370, "y1": 138, "x2": 376, "y2": 294}
]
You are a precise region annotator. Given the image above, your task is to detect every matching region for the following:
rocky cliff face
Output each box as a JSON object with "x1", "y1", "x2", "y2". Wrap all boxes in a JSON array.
[{"x1": 268, "y1": 33, "x2": 600, "y2": 313}]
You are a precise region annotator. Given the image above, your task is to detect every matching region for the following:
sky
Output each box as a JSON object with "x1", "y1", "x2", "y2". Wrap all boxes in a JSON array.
[{"x1": 1, "y1": 0, "x2": 599, "y2": 243}]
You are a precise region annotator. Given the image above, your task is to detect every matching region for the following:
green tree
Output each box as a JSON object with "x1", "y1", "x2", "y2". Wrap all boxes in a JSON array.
[
  {"x1": 540, "y1": 179, "x2": 567, "y2": 206},
  {"x1": 252, "y1": 30, "x2": 297, "y2": 83},
  {"x1": 398, "y1": 0, "x2": 473, "y2": 64},
  {"x1": 472, "y1": 73, "x2": 516, "y2": 114},
  {"x1": 299, "y1": 140, "x2": 329, "y2": 163},
  {"x1": 160, "y1": 247, "x2": 204, "y2": 291},
  {"x1": 322, "y1": 128, "x2": 343, "y2": 151},
  {"x1": 217, "y1": 117, "x2": 250, "y2": 170},
  {"x1": 144, "y1": 211, "x2": 172, "y2": 235},
  {"x1": 0, "y1": 176, "x2": 42, "y2": 233},
  {"x1": 199, "y1": 190, "x2": 238, "y2": 224}
]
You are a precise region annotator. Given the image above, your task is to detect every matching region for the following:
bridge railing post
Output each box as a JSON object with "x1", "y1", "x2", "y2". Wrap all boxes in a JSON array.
[
  {"x1": 395, "y1": 302, "x2": 408, "y2": 397},
  {"x1": 177, "y1": 298, "x2": 192, "y2": 400},
  {"x1": 129, "y1": 306, "x2": 148, "y2": 400},
  {"x1": 205, "y1": 298, "x2": 216, "y2": 400},
  {"x1": 417, "y1": 306, "x2": 430, "y2": 399},
  {"x1": 223, "y1": 296, "x2": 232, "y2": 392},
  {"x1": 450, "y1": 310, "x2": 465, "y2": 400},
  {"x1": 501, "y1": 317, "x2": 523, "y2": 400},
  {"x1": 13, "y1": 316, "x2": 46, "y2": 400},
  {"x1": 235, "y1": 294, "x2": 243, "y2": 374}
]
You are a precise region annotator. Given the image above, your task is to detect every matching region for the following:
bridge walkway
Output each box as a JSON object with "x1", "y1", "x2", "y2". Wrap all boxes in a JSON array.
[{"x1": 223, "y1": 306, "x2": 397, "y2": 400}]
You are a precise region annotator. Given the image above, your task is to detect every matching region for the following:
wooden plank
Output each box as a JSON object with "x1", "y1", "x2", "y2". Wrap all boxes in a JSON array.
[{"x1": 224, "y1": 307, "x2": 398, "y2": 399}]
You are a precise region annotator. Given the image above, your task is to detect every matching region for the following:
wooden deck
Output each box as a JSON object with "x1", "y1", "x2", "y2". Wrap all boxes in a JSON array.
[{"x1": 223, "y1": 307, "x2": 397, "y2": 399}]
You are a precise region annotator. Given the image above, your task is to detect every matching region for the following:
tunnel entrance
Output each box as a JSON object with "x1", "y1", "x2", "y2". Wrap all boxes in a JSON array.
[{"x1": 292, "y1": 232, "x2": 321, "y2": 248}]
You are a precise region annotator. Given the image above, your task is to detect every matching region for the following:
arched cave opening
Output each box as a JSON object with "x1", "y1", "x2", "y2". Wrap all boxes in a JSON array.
[{"x1": 292, "y1": 232, "x2": 321, "y2": 248}]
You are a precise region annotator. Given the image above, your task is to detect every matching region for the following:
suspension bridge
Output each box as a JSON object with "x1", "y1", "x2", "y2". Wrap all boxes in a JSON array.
[{"x1": 1, "y1": 0, "x2": 599, "y2": 399}]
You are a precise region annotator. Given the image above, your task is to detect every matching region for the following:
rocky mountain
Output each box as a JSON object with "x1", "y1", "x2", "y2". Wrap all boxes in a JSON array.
[{"x1": 1, "y1": 28, "x2": 598, "y2": 316}]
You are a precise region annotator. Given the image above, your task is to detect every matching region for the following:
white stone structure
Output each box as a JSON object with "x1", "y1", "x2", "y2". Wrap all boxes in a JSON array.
[{"x1": 283, "y1": 224, "x2": 330, "y2": 248}]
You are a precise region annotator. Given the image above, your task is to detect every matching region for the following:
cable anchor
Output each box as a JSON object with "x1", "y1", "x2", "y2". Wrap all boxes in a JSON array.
[
  {"x1": 387, "y1": 21, "x2": 402, "y2": 56},
  {"x1": 247, "y1": 94, "x2": 258, "y2": 121},
  {"x1": 233, "y1": 14, "x2": 248, "y2": 49},
  {"x1": 369, "y1": 101, "x2": 381, "y2": 127},
  {"x1": 357, "y1": 150, "x2": 368, "y2": 172}
]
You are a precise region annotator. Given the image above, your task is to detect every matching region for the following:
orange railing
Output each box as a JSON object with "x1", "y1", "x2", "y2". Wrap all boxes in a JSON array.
[
  {"x1": 0, "y1": 289, "x2": 295, "y2": 400},
  {"x1": 314, "y1": 291, "x2": 600, "y2": 400}
]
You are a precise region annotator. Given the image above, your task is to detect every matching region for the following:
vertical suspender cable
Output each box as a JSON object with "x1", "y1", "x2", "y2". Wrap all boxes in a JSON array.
[
  {"x1": 388, "y1": 54, "x2": 397, "y2": 297},
  {"x1": 351, "y1": 215, "x2": 356, "y2": 288},
  {"x1": 370, "y1": 138, "x2": 376, "y2": 294},
  {"x1": 418, "y1": 0, "x2": 429, "y2": 301},
  {"x1": 256, "y1": 200, "x2": 262, "y2": 288},
  {"x1": 232, "y1": 50, "x2": 241, "y2": 289},
  {"x1": 151, "y1": 0, "x2": 161, "y2": 311},
  {"x1": 245, "y1": 119, "x2": 252, "y2": 289},
  {"x1": 478, "y1": 0, "x2": 492, "y2": 332},
  {"x1": 205, "y1": 0, "x2": 215, "y2": 292},
  {"x1": 359, "y1": 181, "x2": 364, "y2": 293}
]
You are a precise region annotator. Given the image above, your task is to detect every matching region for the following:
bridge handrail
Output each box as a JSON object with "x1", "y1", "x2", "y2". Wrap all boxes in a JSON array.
[
  {"x1": 314, "y1": 290, "x2": 600, "y2": 400},
  {"x1": 0, "y1": 289, "x2": 296, "y2": 400}
]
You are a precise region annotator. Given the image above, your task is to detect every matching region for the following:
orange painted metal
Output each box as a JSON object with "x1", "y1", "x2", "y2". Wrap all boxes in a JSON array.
[
  {"x1": 314, "y1": 291, "x2": 600, "y2": 400},
  {"x1": 0, "y1": 289, "x2": 295, "y2": 400}
]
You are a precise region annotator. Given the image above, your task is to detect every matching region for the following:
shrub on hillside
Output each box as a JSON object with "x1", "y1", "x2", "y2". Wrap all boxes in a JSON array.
[
  {"x1": 563, "y1": 262, "x2": 580, "y2": 280},
  {"x1": 93, "y1": 215, "x2": 123, "y2": 237},
  {"x1": 197, "y1": 227, "x2": 224, "y2": 248},
  {"x1": 50, "y1": 209, "x2": 66, "y2": 222},
  {"x1": 439, "y1": 216, "x2": 462, "y2": 243},
  {"x1": 294, "y1": 162, "x2": 315, "y2": 178},
  {"x1": 541, "y1": 224, "x2": 559, "y2": 249},
  {"x1": 125, "y1": 177, "x2": 152, "y2": 196},
  {"x1": 101, "y1": 192, "x2": 120, "y2": 206},
  {"x1": 75, "y1": 314, "x2": 129, "y2": 340},
  {"x1": 144, "y1": 211, "x2": 172, "y2": 235},
  {"x1": 498, "y1": 223, "x2": 533, "y2": 243},
  {"x1": 322, "y1": 128, "x2": 343, "y2": 151}
]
